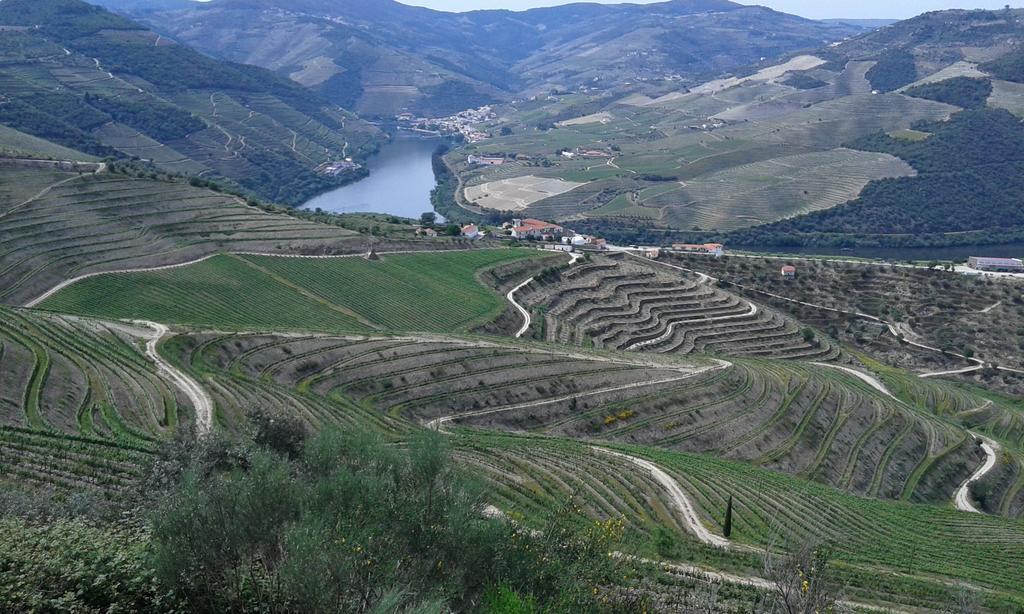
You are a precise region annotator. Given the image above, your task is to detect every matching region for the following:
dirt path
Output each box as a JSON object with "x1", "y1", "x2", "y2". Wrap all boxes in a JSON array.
[
  {"x1": 594, "y1": 448, "x2": 731, "y2": 548},
  {"x1": 919, "y1": 364, "x2": 985, "y2": 379},
  {"x1": 427, "y1": 353, "x2": 730, "y2": 432},
  {"x1": 811, "y1": 362, "x2": 897, "y2": 400},
  {"x1": 507, "y1": 251, "x2": 582, "y2": 338},
  {"x1": 958, "y1": 399, "x2": 993, "y2": 417},
  {"x1": 134, "y1": 320, "x2": 213, "y2": 435},
  {"x1": 426, "y1": 368, "x2": 722, "y2": 431},
  {"x1": 979, "y1": 301, "x2": 1003, "y2": 314},
  {"x1": 956, "y1": 434, "x2": 1000, "y2": 513},
  {"x1": 0, "y1": 162, "x2": 105, "y2": 222},
  {"x1": 508, "y1": 277, "x2": 536, "y2": 338}
]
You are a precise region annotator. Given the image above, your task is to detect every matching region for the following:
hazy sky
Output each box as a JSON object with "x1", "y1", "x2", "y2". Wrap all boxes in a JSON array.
[{"x1": 405, "y1": 1, "x2": 1023, "y2": 19}]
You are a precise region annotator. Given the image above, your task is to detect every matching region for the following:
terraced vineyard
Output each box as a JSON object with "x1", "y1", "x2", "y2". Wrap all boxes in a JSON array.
[
  {"x1": 0, "y1": 165, "x2": 375, "y2": 306},
  {"x1": 156, "y1": 329, "x2": 1024, "y2": 608},
  {"x1": 517, "y1": 254, "x2": 838, "y2": 361},
  {"x1": 167, "y1": 329, "x2": 1023, "y2": 513},
  {"x1": 648, "y1": 149, "x2": 914, "y2": 231},
  {"x1": 663, "y1": 253, "x2": 1024, "y2": 373},
  {"x1": 40, "y1": 249, "x2": 554, "y2": 334},
  {"x1": 445, "y1": 56, "x2": 959, "y2": 230},
  {"x1": 0, "y1": 307, "x2": 189, "y2": 442},
  {"x1": 168, "y1": 331, "x2": 711, "y2": 431},
  {"x1": 9, "y1": 277, "x2": 1024, "y2": 609},
  {"x1": 0, "y1": 307, "x2": 174, "y2": 496},
  {"x1": 456, "y1": 434, "x2": 1024, "y2": 610}
]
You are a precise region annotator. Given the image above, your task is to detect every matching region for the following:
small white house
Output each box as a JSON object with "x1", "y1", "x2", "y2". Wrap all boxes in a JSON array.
[{"x1": 461, "y1": 224, "x2": 481, "y2": 240}]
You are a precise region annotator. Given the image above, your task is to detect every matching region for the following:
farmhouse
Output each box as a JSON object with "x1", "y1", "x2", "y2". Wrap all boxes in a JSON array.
[
  {"x1": 461, "y1": 224, "x2": 481, "y2": 239},
  {"x1": 671, "y1": 243, "x2": 725, "y2": 257},
  {"x1": 511, "y1": 218, "x2": 564, "y2": 240},
  {"x1": 781, "y1": 265, "x2": 797, "y2": 279},
  {"x1": 468, "y1": 155, "x2": 505, "y2": 166},
  {"x1": 968, "y1": 257, "x2": 1024, "y2": 273},
  {"x1": 316, "y1": 159, "x2": 361, "y2": 177}
]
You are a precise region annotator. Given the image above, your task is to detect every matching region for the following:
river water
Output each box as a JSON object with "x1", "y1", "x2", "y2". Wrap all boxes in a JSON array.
[{"x1": 300, "y1": 135, "x2": 444, "y2": 221}]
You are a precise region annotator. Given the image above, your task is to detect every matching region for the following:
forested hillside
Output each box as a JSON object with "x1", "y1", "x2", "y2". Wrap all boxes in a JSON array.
[
  {"x1": 731, "y1": 108, "x2": 1024, "y2": 247},
  {"x1": 0, "y1": 0, "x2": 382, "y2": 205}
]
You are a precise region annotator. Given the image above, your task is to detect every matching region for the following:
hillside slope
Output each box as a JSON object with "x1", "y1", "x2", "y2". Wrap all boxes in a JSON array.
[
  {"x1": 0, "y1": 160, "x2": 380, "y2": 306},
  {"x1": 0, "y1": 0, "x2": 382, "y2": 205},
  {"x1": 442, "y1": 8, "x2": 1024, "y2": 248},
  {"x1": 99, "y1": 0, "x2": 859, "y2": 116}
]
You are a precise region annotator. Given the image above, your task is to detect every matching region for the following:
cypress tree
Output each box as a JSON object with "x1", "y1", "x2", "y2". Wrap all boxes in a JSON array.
[{"x1": 723, "y1": 495, "x2": 733, "y2": 538}]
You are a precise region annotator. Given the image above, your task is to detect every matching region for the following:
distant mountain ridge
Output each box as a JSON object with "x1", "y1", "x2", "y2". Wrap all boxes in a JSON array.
[{"x1": 94, "y1": 0, "x2": 860, "y2": 116}]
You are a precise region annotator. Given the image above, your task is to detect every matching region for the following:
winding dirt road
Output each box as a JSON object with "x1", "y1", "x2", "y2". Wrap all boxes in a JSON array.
[
  {"x1": 508, "y1": 277, "x2": 536, "y2": 338},
  {"x1": 595, "y1": 448, "x2": 731, "y2": 548},
  {"x1": 134, "y1": 320, "x2": 213, "y2": 436},
  {"x1": 811, "y1": 362, "x2": 897, "y2": 400},
  {"x1": 955, "y1": 434, "x2": 1000, "y2": 514},
  {"x1": 427, "y1": 362, "x2": 726, "y2": 432},
  {"x1": 507, "y1": 250, "x2": 583, "y2": 339}
]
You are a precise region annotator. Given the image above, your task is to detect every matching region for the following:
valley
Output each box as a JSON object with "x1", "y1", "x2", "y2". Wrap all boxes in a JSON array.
[{"x1": 4, "y1": 0, "x2": 1024, "y2": 612}]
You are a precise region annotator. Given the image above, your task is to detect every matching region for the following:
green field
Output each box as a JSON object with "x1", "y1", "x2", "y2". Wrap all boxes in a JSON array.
[{"x1": 40, "y1": 249, "x2": 550, "y2": 333}]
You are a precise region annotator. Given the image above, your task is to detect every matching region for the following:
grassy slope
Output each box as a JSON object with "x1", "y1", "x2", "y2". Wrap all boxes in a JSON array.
[
  {"x1": 0, "y1": 125, "x2": 99, "y2": 161},
  {"x1": 39, "y1": 249, "x2": 552, "y2": 334},
  {"x1": 0, "y1": 166, "x2": 379, "y2": 307}
]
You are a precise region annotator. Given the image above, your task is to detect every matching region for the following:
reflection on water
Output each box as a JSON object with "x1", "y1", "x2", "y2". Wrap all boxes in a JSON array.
[{"x1": 301, "y1": 135, "x2": 445, "y2": 222}]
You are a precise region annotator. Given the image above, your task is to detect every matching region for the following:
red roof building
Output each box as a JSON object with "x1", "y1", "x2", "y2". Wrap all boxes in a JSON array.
[{"x1": 511, "y1": 218, "x2": 564, "y2": 240}]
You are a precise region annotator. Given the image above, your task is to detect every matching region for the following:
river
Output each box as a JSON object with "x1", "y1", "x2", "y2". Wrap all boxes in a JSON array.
[{"x1": 300, "y1": 134, "x2": 445, "y2": 221}]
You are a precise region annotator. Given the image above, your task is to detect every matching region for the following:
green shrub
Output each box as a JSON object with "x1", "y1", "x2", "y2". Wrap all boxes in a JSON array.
[
  {"x1": 0, "y1": 518, "x2": 171, "y2": 612},
  {"x1": 148, "y1": 428, "x2": 640, "y2": 612},
  {"x1": 904, "y1": 77, "x2": 993, "y2": 109}
]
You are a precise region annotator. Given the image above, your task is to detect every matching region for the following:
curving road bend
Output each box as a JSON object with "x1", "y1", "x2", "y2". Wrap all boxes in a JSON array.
[
  {"x1": 811, "y1": 362, "x2": 897, "y2": 400},
  {"x1": 594, "y1": 447, "x2": 731, "y2": 549},
  {"x1": 508, "y1": 277, "x2": 536, "y2": 338},
  {"x1": 506, "y1": 250, "x2": 583, "y2": 339},
  {"x1": 955, "y1": 433, "x2": 1000, "y2": 513},
  {"x1": 134, "y1": 320, "x2": 214, "y2": 436}
]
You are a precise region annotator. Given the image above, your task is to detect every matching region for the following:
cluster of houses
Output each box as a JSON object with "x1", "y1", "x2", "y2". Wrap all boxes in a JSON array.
[
  {"x1": 467, "y1": 147, "x2": 613, "y2": 167},
  {"x1": 395, "y1": 105, "x2": 496, "y2": 143},
  {"x1": 496, "y1": 218, "x2": 607, "y2": 249}
]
